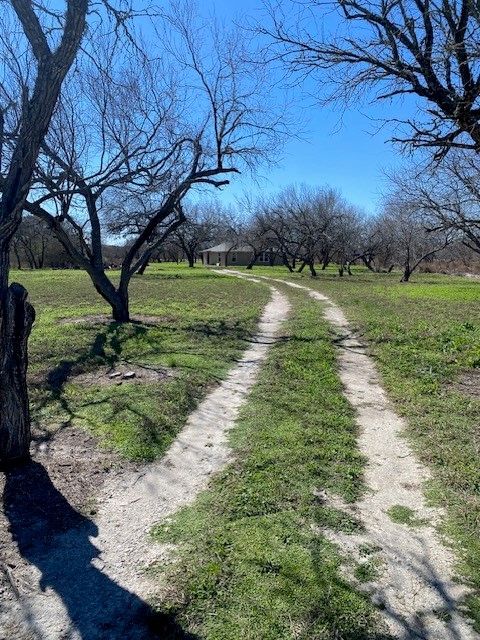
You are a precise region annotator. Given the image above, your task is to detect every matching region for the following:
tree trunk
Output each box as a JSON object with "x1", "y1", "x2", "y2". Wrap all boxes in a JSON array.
[
  {"x1": 246, "y1": 250, "x2": 259, "y2": 270},
  {"x1": 347, "y1": 262, "x2": 353, "y2": 275},
  {"x1": 89, "y1": 268, "x2": 131, "y2": 323},
  {"x1": 282, "y1": 254, "x2": 294, "y2": 272},
  {"x1": 0, "y1": 245, "x2": 35, "y2": 464},
  {"x1": 308, "y1": 262, "x2": 317, "y2": 277},
  {"x1": 339, "y1": 265, "x2": 344, "y2": 277},
  {"x1": 321, "y1": 252, "x2": 330, "y2": 270},
  {"x1": 13, "y1": 246, "x2": 22, "y2": 270},
  {"x1": 111, "y1": 292, "x2": 130, "y2": 322},
  {"x1": 361, "y1": 256, "x2": 375, "y2": 271},
  {"x1": 187, "y1": 253, "x2": 195, "y2": 268},
  {"x1": 137, "y1": 260, "x2": 149, "y2": 275},
  {"x1": 297, "y1": 261, "x2": 306, "y2": 273},
  {"x1": 400, "y1": 267, "x2": 412, "y2": 282}
]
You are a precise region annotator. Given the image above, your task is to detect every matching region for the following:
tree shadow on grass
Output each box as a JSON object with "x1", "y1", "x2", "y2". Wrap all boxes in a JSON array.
[
  {"x1": 30, "y1": 322, "x2": 149, "y2": 442},
  {"x1": 2, "y1": 460, "x2": 199, "y2": 639},
  {"x1": 46, "y1": 322, "x2": 148, "y2": 396}
]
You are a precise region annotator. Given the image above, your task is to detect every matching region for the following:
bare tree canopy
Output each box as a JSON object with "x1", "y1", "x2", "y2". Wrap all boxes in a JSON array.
[
  {"x1": 379, "y1": 190, "x2": 454, "y2": 280},
  {"x1": 394, "y1": 154, "x2": 480, "y2": 254},
  {"x1": 0, "y1": 0, "x2": 89, "y2": 464},
  {"x1": 23, "y1": 4, "x2": 286, "y2": 321},
  {"x1": 171, "y1": 202, "x2": 223, "y2": 268},
  {"x1": 261, "y1": 0, "x2": 480, "y2": 158},
  {"x1": 0, "y1": 0, "x2": 159, "y2": 463}
]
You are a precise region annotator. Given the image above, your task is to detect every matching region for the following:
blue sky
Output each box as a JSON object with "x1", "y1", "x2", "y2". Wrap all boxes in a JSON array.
[{"x1": 196, "y1": 0, "x2": 410, "y2": 216}]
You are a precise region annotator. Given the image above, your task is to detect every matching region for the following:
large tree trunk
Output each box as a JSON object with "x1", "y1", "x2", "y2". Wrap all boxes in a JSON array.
[
  {"x1": 308, "y1": 261, "x2": 317, "y2": 277},
  {"x1": 111, "y1": 294, "x2": 130, "y2": 322},
  {"x1": 187, "y1": 252, "x2": 195, "y2": 268},
  {"x1": 297, "y1": 261, "x2": 306, "y2": 273},
  {"x1": 400, "y1": 266, "x2": 412, "y2": 282},
  {"x1": 88, "y1": 268, "x2": 131, "y2": 322},
  {"x1": 0, "y1": 247, "x2": 35, "y2": 465}
]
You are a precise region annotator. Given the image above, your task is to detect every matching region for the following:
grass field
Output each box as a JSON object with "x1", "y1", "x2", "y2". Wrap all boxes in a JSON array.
[
  {"x1": 14, "y1": 265, "x2": 269, "y2": 460},
  {"x1": 10, "y1": 262, "x2": 480, "y2": 633},
  {"x1": 152, "y1": 286, "x2": 389, "y2": 640},
  {"x1": 239, "y1": 265, "x2": 480, "y2": 626}
]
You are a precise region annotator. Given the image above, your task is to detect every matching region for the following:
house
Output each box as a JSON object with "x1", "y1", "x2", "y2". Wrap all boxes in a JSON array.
[{"x1": 199, "y1": 243, "x2": 281, "y2": 267}]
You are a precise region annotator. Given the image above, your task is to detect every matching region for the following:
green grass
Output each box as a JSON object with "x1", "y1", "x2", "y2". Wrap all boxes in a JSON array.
[
  {"x1": 354, "y1": 559, "x2": 382, "y2": 584},
  {"x1": 151, "y1": 287, "x2": 389, "y2": 640},
  {"x1": 386, "y1": 505, "x2": 426, "y2": 527},
  {"x1": 14, "y1": 264, "x2": 269, "y2": 460},
  {"x1": 239, "y1": 265, "x2": 480, "y2": 627}
]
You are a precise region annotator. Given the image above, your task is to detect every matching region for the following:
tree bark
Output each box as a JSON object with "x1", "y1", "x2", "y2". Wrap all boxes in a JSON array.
[
  {"x1": 308, "y1": 261, "x2": 317, "y2": 277},
  {"x1": 281, "y1": 254, "x2": 294, "y2": 272},
  {"x1": 401, "y1": 267, "x2": 412, "y2": 282},
  {"x1": 246, "y1": 251, "x2": 259, "y2": 270},
  {"x1": 111, "y1": 293, "x2": 130, "y2": 322},
  {"x1": 137, "y1": 260, "x2": 149, "y2": 275},
  {"x1": 0, "y1": 0, "x2": 88, "y2": 464},
  {"x1": 0, "y1": 246, "x2": 35, "y2": 464}
]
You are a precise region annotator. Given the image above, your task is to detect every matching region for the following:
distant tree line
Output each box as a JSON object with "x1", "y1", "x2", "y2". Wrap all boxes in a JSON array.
[{"x1": 14, "y1": 184, "x2": 479, "y2": 283}]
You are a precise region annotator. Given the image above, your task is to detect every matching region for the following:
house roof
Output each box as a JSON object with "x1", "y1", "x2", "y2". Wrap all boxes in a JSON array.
[{"x1": 199, "y1": 242, "x2": 253, "y2": 253}]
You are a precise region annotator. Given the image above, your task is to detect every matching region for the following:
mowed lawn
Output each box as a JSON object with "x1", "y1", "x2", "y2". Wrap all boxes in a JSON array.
[
  {"x1": 244, "y1": 265, "x2": 480, "y2": 626},
  {"x1": 12, "y1": 264, "x2": 269, "y2": 460}
]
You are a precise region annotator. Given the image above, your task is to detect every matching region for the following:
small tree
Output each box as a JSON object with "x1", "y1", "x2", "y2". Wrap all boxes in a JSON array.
[
  {"x1": 27, "y1": 7, "x2": 285, "y2": 321},
  {"x1": 397, "y1": 155, "x2": 480, "y2": 256},
  {"x1": 171, "y1": 204, "x2": 222, "y2": 268},
  {"x1": 380, "y1": 194, "x2": 453, "y2": 282}
]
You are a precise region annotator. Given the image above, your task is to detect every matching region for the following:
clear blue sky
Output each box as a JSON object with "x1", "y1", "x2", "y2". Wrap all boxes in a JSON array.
[{"x1": 194, "y1": 0, "x2": 411, "y2": 216}]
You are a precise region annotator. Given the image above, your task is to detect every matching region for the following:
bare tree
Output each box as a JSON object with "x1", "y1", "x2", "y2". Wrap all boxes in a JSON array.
[
  {"x1": 257, "y1": 185, "x2": 353, "y2": 276},
  {"x1": 333, "y1": 206, "x2": 364, "y2": 276},
  {"x1": 380, "y1": 193, "x2": 453, "y2": 281},
  {"x1": 357, "y1": 216, "x2": 396, "y2": 273},
  {"x1": 262, "y1": 0, "x2": 480, "y2": 158},
  {"x1": 171, "y1": 203, "x2": 222, "y2": 268},
  {"x1": 1, "y1": 0, "x2": 157, "y2": 463},
  {"x1": 13, "y1": 216, "x2": 50, "y2": 269},
  {"x1": 0, "y1": 1, "x2": 88, "y2": 463},
  {"x1": 396, "y1": 155, "x2": 480, "y2": 255},
  {"x1": 26, "y1": 6, "x2": 285, "y2": 321},
  {"x1": 11, "y1": 215, "x2": 75, "y2": 269}
]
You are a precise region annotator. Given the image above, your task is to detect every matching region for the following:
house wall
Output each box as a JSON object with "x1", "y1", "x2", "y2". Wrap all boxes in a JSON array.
[
  {"x1": 225, "y1": 251, "x2": 252, "y2": 267},
  {"x1": 202, "y1": 250, "x2": 283, "y2": 267},
  {"x1": 203, "y1": 251, "x2": 226, "y2": 266},
  {"x1": 253, "y1": 252, "x2": 283, "y2": 267}
]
